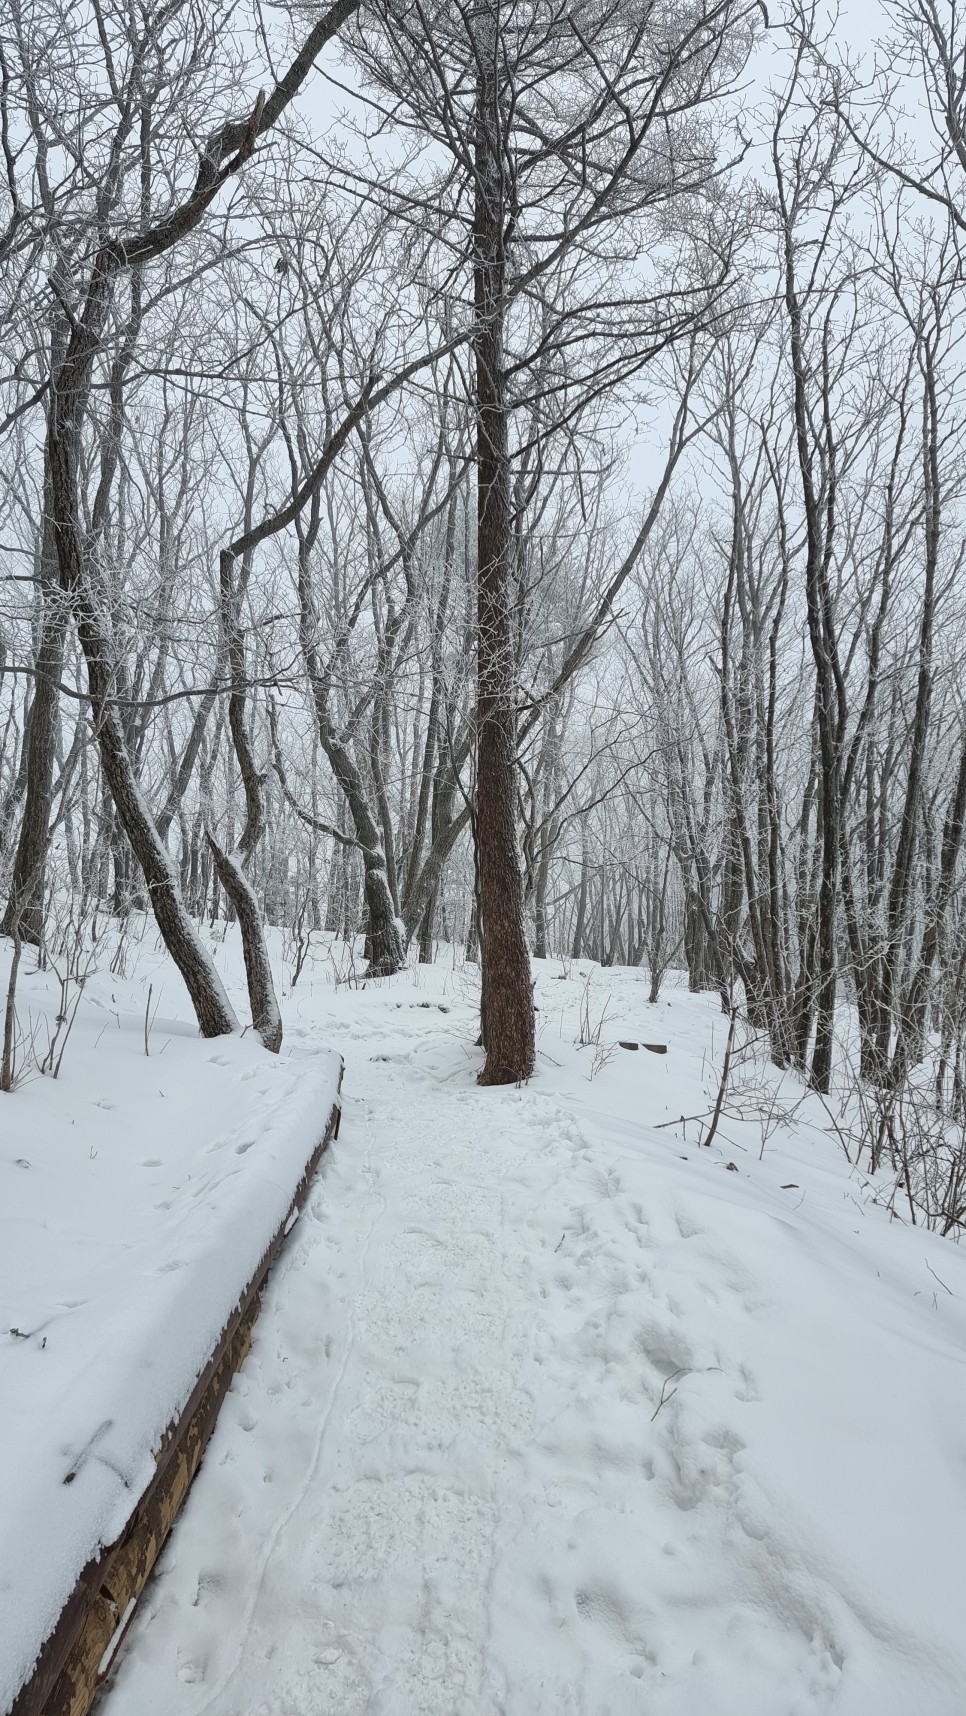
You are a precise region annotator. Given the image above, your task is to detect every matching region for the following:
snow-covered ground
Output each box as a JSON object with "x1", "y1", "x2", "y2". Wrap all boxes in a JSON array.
[
  {"x1": 0, "y1": 933, "x2": 340, "y2": 1713},
  {"x1": 5, "y1": 927, "x2": 966, "y2": 1714}
]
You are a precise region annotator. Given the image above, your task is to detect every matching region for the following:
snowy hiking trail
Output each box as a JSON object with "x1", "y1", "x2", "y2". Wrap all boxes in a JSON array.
[{"x1": 102, "y1": 953, "x2": 966, "y2": 1716}]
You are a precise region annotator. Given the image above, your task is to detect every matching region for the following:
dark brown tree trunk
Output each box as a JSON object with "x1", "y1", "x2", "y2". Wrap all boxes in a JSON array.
[
  {"x1": 473, "y1": 38, "x2": 535, "y2": 1085},
  {"x1": 2, "y1": 301, "x2": 71, "y2": 949},
  {"x1": 1, "y1": 469, "x2": 66, "y2": 945}
]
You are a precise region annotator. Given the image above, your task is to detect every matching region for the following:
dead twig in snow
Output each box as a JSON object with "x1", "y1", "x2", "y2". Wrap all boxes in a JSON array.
[{"x1": 650, "y1": 1367, "x2": 688, "y2": 1419}]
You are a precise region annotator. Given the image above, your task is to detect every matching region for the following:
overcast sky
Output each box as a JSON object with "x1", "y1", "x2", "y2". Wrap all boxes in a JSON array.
[{"x1": 281, "y1": 0, "x2": 927, "y2": 515}]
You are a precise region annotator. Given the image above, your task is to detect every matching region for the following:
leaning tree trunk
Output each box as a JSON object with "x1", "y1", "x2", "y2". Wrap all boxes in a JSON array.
[
  {"x1": 290, "y1": 500, "x2": 406, "y2": 978},
  {"x1": 207, "y1": 545, "x2": 283, "y2": 1052},
  {"x1": 312, "y1": 719, "x2": 405, "y2": 977},
  {"x1": 472, "y1": 33, "x2": 535, "y2": 1085},
  {"x1": 24, "y1": 0, "x2": 369, "y2": 1036},
  {"x1": 47, "y1": 276, "x2": 239, "y2": 1040}
]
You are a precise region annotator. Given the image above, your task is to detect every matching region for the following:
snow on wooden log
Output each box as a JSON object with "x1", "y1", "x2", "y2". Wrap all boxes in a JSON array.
[{"x1": 3, "y1": 1054, "x2": 343, "y2": 1716}]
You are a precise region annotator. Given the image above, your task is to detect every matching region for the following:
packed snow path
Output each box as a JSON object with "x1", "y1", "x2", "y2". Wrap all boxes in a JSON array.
[{"x1": 105, "y1": 955, "x2": 966, "y2": 1716}]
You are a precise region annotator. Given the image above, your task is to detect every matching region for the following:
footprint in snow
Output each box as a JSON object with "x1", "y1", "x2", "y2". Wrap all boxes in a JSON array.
[
  {"x1": 194, "y1": 1570, "x2": 225, "y2": 1600},
  {"x1": 176, "y1": 1656, "x2": 208, "y2": 1686}
]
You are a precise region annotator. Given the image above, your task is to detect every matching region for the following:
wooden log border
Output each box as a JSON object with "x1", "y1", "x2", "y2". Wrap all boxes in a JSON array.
[{"x1": 8, "y1": 1069, "x2": 343, "y2": 1716}]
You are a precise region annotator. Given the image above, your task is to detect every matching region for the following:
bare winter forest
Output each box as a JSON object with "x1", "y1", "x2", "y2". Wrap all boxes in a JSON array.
[
  {"x1": 3, "y1": 0, "x2": 966, "y2": 1219},
  {"x1": 11, "y1": 5, "x2": 966, "y2": 1712}
]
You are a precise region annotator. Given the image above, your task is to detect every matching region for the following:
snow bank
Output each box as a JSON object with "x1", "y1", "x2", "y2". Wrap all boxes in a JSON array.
[{"x1": 0, "y1": 942, "x2": 340, "y2": 1713}]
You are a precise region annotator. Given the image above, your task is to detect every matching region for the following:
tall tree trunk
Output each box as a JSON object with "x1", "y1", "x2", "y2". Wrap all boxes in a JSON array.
[
  {"x1": 1, "y1": 465, "x2": 66, "y2": 945},
  {"x1": 779, "y1": 198, "x2": 844, "y2": 1093},
  {"x1": 2, "y1": 303, "x2": 70, "y2": 948},
  {"x1": 473, "y1": 30, "x2": 535, "y2": 1084},
  {"x1": 880, "y1": 342, "x2": 940, "y2": 1081}
]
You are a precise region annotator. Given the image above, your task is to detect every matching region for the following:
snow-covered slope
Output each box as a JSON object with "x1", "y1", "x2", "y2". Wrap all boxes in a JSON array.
[
  {"x1": 0, "y1": 939, "x2": 341, "y2": 1713},
  {"x1": 69, "y1": 940, "x2": 966, "y2": 1716}
]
